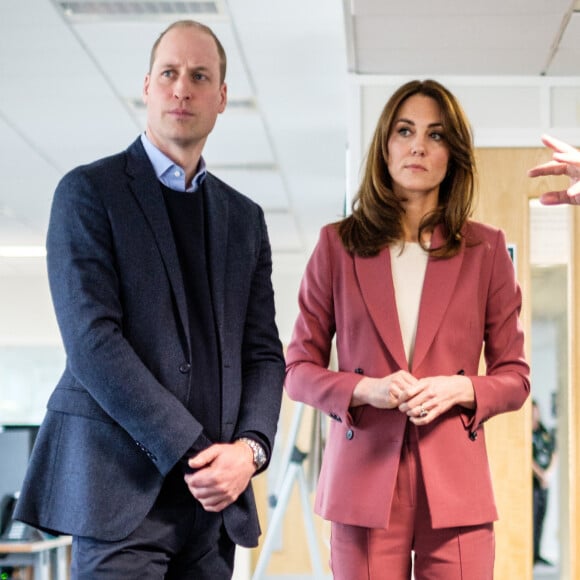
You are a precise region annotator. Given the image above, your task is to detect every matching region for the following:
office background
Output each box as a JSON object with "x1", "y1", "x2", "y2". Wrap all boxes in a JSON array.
[{"x1": 1, "y1": 1, "x2": 580, "y2": 578}]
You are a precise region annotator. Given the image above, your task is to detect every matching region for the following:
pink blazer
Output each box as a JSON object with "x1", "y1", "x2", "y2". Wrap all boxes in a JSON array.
[{"x1": 285, "y1": 221, "x2": 530, "y2": 530}]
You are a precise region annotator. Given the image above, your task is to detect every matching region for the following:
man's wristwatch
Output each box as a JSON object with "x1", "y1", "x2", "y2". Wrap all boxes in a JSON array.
[{"x1": 238, "y1": 437, "x2": 267, "y2": 470}]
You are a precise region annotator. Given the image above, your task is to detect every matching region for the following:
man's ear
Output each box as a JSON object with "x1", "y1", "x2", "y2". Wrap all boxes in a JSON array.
[
  {"x1": 219, "y1": 82, "x2": 228, "y2": 114},
  {"x1": 143, "y1": 74, "x2": 151, "y2": 102}
]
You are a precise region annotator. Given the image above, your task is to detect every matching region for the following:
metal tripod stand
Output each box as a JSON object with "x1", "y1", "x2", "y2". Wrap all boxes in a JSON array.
[{"x1": 251, "y1": 402, "x2": 326, "y2": 580}]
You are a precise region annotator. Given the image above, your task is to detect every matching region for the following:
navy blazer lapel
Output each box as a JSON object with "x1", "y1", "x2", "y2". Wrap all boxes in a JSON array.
[
  {"x1": 124, "y1": 139, "x2": 190, "y2": 345},
  {"x1": 411, "y1": 226, "x2": 465, "y2": 372},
  {"x1": 200, "y1": 174, "x2": 228, "y2": 336},
  {"x1": 355, "y1": 249, "x2": 408, "y2": 371}
]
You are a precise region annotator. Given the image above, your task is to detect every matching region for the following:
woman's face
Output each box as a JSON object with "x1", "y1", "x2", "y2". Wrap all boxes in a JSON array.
[{"x1": 386, "y1": 94, "x2": 450, "y2": 200}]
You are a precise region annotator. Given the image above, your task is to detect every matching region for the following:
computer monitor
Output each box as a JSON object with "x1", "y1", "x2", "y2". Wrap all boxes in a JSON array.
[{"x1": 0, "y1": 426, "x2": 38, "y2": 500}]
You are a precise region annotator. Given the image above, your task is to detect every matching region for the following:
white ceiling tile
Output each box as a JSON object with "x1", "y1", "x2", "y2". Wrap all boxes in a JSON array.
[
  {"x1": 72, "y1": 20, "x2": 254, "y2": 101},
  {"x1": 204, "y1": 109, "x2": 274, "y2": 165},
  {"x1": 349, "y1": 0, "x2": 571, "y2": 17},
  {"x1": 263, "y1": 213, "x2": 303, "y2": 254},
  {"x1": 0, "y1": 117, "x2": 60, "y2": 235},
  {"x1": 207, "y1": 169, "x2": 288, "y2": 211},
  {"x1": 352, "y1": 14, "x2": 563, "y2": 75},
  {"x1": 548, "y1": 13, "x2": 580, "y2": 75}
]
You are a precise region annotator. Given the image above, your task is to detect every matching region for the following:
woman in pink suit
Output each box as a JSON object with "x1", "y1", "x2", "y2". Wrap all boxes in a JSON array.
[{"x1": 285, "y1": 79, "x2": 530, "y2": 580}]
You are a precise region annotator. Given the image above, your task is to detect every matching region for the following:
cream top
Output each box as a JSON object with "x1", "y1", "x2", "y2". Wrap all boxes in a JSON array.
[{"x1": 389, "y1": 242, "x2": 429, "y2": 368}]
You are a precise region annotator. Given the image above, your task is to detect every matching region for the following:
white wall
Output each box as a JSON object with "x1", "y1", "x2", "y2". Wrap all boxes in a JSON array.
[
  {"x1": 0, "y1": 269, "x2": 59, "y2": 346},
  {"x1": 0, "y1": 268, "x2": 62, "y2": 424}
]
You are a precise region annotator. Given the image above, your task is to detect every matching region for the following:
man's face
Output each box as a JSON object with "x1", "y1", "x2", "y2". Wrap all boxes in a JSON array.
[{"x1": 143, "y1": 26, "x2": 227, "y2": 155}]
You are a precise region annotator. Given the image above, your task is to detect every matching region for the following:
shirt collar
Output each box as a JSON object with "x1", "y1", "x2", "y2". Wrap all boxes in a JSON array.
[{"x1": 140, "y1": 133, "x2": 207, "y2": 192}]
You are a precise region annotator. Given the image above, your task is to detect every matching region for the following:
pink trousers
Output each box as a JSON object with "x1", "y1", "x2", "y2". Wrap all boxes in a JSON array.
[{"x1": 329, "y1": 425, "x2": 495, "y2": 580}]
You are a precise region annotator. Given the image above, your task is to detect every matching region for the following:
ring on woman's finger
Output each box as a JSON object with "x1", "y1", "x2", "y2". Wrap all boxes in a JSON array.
[{"x1": 419, "y1": 405, "x2": 428, "y2": 418}]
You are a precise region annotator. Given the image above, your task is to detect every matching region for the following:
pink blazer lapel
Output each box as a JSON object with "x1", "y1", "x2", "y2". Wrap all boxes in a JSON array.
[
  {"x1": 412, "y1": 228, "x2": 465, "y2": 371},
  {"x1": 355, "y1": 249, "x2": 408, "y2": 371}
]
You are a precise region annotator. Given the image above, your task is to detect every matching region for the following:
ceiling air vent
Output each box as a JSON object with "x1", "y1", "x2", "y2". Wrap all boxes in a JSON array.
[{"x1": 57, "y1": 1, "x2": 223, "y2": 19}]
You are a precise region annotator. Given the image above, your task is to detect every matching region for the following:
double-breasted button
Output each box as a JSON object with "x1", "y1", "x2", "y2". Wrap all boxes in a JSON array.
[
  {"x1": 345, "y1": 429, "x2": 354, "y2": 440},
  {"x1": 179, "y1": 362, "x2": 191, "y2": 373}
]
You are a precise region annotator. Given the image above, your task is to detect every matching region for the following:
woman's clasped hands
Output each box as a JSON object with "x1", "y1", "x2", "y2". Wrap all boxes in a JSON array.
[{"x1": 352, "y1": 370, "x2": 475, "y2": 425}]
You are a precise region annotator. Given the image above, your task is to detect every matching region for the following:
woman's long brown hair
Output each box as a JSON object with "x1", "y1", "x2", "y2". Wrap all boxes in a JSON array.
[{"x1": 338, "y1": 79, "x2": 476, "y2": 258}]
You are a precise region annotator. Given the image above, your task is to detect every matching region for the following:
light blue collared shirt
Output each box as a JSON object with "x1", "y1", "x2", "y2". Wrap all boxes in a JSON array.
[{"x1": 140, "y1": 133, "x2": 207, "y2": 193}]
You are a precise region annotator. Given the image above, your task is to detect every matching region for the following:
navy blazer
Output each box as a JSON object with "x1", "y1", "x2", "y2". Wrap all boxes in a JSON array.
[{"x1": 14, "y1": 138, "x2": 285, "y2": 547}]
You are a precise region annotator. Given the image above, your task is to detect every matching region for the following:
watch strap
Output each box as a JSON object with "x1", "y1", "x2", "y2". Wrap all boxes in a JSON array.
[{"x1": 238, "y1": 437, "x2": 267, "y2": 470}]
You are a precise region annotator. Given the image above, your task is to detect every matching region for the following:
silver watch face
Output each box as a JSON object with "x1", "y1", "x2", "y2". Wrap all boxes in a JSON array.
[
  {"x1": 241, "y1": 438, "x2": 266, "y2": 468},
  {"x1": 254, "y1": 444, "x2": 266, "y2": 468}
]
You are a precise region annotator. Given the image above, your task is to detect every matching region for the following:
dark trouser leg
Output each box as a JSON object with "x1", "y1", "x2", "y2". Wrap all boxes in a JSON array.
[
  {"x1": 533, "y1": 486, "x2": 548, "y2": 561},
  {"x1": 71, "y1": 467, "x2": 235, "y2": 580}
]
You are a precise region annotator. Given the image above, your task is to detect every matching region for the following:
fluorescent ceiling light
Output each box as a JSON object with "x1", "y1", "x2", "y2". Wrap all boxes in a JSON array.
[
  {"x1": 0, "y1": 246, "x2": 47, "y2": 258},
  {"x1": 58, "y1": 1, "x2": 223, "y2": 20}
]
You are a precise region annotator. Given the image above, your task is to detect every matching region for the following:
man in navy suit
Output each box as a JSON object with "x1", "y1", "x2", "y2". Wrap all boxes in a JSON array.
[{"x1": 14, "y1": 19, "x2": 285, "y2": 579}]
